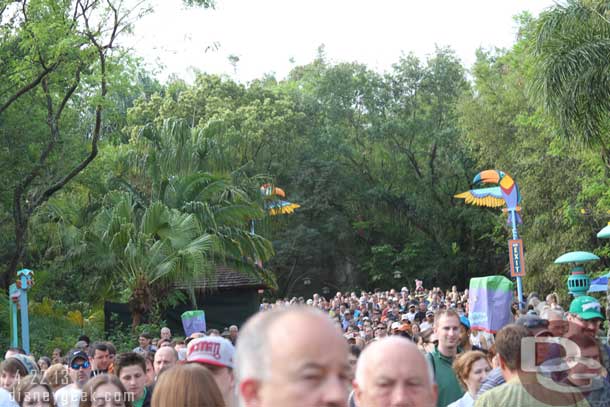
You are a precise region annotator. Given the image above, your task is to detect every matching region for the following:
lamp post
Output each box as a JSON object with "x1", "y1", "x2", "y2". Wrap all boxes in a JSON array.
[
  {"x1": 554, "y1": 251, "x2": 599, "y2": 297},
  {"x1": 597, "y1": 223, "x2": 610, "y2": 319}
]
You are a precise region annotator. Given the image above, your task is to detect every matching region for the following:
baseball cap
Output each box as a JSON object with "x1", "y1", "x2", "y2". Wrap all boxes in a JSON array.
[
  {"x1": 569, "y1": 296, "x2": 604, "y2": 321},
  {"x1": 391, "y1": 321, "x2": 402, "y2": 330},
  {"x1": 398, "y1": 324, "x2": 411, "y2": 332},
  {"x1": 426, "y1": 310, "x2": 434, "y2": 317},
  {"x1": 187, "y1": 336, "x2": 234, "y2": 369},
  {"x1": 67, "y1": 349, "x2": 89, "y2": 365},
  {"x1": 459, "y1": 315, "x2": 470, "y2": 329},
  {"x1": 401, "y1": 314, "x2": 410, "y2": 321}
]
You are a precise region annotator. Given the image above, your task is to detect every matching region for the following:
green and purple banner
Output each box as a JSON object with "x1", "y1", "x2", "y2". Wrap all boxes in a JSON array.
[{"x1": 468, "y1": 276, "x2": 513, "y2": 334}]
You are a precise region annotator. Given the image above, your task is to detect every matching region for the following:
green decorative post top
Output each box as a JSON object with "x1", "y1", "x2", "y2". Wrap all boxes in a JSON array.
[{"x1": 554, "y1": 251, "x2": 599, "y2": 297}]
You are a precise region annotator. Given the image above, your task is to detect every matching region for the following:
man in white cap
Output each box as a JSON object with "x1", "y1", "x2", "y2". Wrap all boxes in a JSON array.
[{"x1": 187, "y1": 336, "x2": 236, "y2": 407}]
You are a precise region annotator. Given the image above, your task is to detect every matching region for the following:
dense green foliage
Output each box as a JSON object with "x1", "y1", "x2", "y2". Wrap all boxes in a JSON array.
[{"x1": 3, "y1": 0, "x2": 610, "y2": 353}]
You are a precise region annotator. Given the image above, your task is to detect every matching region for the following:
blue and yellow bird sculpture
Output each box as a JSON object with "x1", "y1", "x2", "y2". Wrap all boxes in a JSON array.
[{"x1": 454, "y1": 169, "x2": 521, "y2": 225}]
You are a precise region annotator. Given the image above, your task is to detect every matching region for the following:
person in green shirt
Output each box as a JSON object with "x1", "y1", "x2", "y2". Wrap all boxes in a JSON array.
[
  {"x1": 115, "y1": 352, "x2": 152, "y2": 407},
  {"x1": 475, "y1": 324, "x2": 589, "y2": 407},
  {"x1": 427, "y1": 308, "x2": 464, "y2": 407}
]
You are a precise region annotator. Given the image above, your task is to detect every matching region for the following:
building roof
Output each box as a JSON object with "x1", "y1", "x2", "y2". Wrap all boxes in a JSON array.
[{"x1": 173, "y1": 265, "x2": 268, "y2": 291}]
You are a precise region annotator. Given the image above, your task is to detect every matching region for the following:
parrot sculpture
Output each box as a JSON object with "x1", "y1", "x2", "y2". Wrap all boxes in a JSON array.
[
  {"x1": 260, "y1": 184, "x2": 300, "y2": 216},
  {"x1": 454, "y1": 169, "x2": 521, "y2": 225}
]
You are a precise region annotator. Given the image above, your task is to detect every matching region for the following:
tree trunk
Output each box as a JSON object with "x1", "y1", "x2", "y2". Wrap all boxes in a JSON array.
[
  {"x1": 131, "y1": 311, "x2": 142, "y2": 331},
  {"x1": 3, "y1": 191, "x2": 29, "y2": 290}
]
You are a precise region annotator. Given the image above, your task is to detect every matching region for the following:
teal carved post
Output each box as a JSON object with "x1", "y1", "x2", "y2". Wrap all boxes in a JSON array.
[
  {"x1": 8, "y1": 284, "x2": 18, "y2": 348},
  {"x1": 17, "y1": 269, "x2": 34, "y2": 354}
]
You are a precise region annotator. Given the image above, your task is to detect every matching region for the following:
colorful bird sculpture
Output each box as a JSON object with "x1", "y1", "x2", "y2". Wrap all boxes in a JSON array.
[
  {"x1": 260, "y1": 184, "x2": 300, "y2": 216},
  {"x1": 454, "y1": 169, "x2": 521, "y2": 225}
]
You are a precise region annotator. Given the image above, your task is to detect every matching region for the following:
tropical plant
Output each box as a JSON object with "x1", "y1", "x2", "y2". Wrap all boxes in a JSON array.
[
  {"x1": 74, "y1": 192, "x2": 218, "y2": 327},
  {"x1": 531, "y1": 0, "x2": 610, "y2": 167}
]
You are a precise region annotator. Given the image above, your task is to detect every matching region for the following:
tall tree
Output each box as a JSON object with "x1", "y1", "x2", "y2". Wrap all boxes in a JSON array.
[
  {"x1": 531, "y1": 0, "x2": 610, "y2": 168},
  {"x1": 0, "y1": 0, "x2": 145, "y2": 288}
]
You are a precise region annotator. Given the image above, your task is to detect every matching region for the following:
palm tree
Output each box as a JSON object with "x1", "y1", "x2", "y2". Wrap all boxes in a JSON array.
[
  {"x1": 531, "y1": 0, "x2": 610, "y2": 167},
  {"x1": 82, "y1": 192, "x2": 219, "y2": 327},
  {"x1": 116, "y1": 117, "x2": 275, "y2": 280}
]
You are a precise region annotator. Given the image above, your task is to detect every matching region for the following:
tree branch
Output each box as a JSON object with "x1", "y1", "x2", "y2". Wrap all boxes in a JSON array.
[{"x1": 0, "y1": 64, "x2": 57, "y2": 115}]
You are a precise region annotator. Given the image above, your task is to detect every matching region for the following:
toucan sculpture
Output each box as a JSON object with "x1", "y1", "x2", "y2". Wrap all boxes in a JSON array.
[{"x1": 454, "y1": 169, "x2": 521, "y2": 225}]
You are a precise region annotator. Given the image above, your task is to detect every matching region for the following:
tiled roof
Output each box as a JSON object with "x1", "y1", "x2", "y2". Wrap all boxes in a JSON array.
[{"x1": 173, "y1": 265, "x2": 267, "y2": 290}]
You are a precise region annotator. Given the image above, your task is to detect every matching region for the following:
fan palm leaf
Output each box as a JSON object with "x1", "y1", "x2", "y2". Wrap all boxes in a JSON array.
[{"x1": 531, "y1": 0, "x2": 610, "y2": 151}]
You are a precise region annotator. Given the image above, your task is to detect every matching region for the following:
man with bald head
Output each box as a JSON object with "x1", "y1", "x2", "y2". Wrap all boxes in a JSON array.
[
  {"x1": 153, "y1": 346, "x2": 178, "y2": 376},
  {"x1": 353, "y1": 336, "x2": 438, "y2": 407},
  {"x1": 236, "y1": 306, "x2": 351, "y2": 407}
]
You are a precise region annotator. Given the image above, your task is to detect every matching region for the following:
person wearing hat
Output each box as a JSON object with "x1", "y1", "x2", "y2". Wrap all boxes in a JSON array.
[
  {"x1": 420, "y1": 310, "x2": 434, "y2": 331},
  {"x1": 0, "y1": 353, "x2": 38, "y2": 397},
  {"x1": 458, "y1": 315, "x2": 483, "y2": 353},
  {"x1": 566, "y1": 295, "x2": 610, "y2": 384},
  {"x1": 404, "y1": 303, "x2": 417, "y2": 323},
  {"x1": 414, "y1": 301, "x2": 428, "y2": 324},
  {"x1": 567, "y1": 295, "x2": 604, "y2": 337},
  {"x1": 55, "y1": 349, "x2": 91, "y2": 407},
  {"x1": 187, "y1": 336, "x2": 236, "y2": 407}
]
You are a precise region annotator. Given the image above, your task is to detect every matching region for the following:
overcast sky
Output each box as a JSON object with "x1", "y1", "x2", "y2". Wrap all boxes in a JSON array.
[{"x1": 124, "y1": 0, "x2": 557, "y2": 83}]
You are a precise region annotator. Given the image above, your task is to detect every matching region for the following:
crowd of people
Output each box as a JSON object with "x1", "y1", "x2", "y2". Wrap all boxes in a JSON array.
[{"x1": 0, "y1": 284, "x2": 608, "y2": 406}]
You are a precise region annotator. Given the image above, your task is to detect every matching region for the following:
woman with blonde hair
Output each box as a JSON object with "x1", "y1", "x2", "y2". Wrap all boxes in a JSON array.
[
  {"x1": 14, "y1": 374, "x2": 56, "y2": 407},
  {"x1": 43, "y1": 364, "x2": 70, "y2": 393},
  {"x1": 79, "y1": 374, "x2": 132, "y2": 407},
  {"x1": 449, "y1": 351, "x2": 491, "y2": 407},
  {"x1": 152, "y1": 364, "x2": 225, "y2": 407}
]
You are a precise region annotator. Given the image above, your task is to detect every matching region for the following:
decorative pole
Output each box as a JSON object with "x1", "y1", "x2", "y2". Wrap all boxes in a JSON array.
[
  {"x1": 455, "y1": 170, "x2": 525, "y2": 309},
  {"x1": 8, "y1": 284, "x2": 19, "y2": 348},
  {"x1": 16, "y1": 269, "x2": 34, "y2": 354}
]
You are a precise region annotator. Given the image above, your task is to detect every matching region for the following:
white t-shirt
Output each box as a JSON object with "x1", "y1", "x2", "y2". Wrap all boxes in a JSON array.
[
  {"x1": 420, "y1": 321, "x2": 433, "y2": 331},
  {"x1": 54, "y1": 384, "x2": 83, "y2": 407},
  {"x1": 0, "y1": 388, "x2": 17, "y2": 407},
  {"x1": 405, "y1": 311, "x2": 416, "y2": 322}
]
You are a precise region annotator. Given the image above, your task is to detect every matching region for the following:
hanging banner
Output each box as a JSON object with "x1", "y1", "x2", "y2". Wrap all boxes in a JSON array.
[{"x1": 468, "y1": 276, "x2": 513, "y2": 334}]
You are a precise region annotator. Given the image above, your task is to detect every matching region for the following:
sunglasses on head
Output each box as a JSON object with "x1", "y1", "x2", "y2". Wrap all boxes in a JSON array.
[{"x1": 71, "y1": 360, "x2": 90, "y2": 370}]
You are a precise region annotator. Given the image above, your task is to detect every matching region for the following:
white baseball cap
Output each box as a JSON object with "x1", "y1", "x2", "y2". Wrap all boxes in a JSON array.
[{"x1": 186, "y1": 336, "x2": 234, "y2": 369}]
